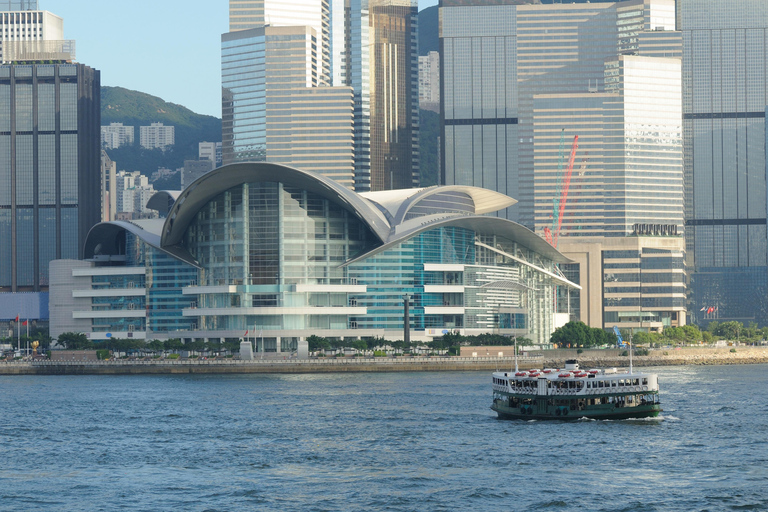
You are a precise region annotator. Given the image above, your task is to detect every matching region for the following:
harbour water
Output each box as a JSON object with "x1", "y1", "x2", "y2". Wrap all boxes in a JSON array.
[{"x1": 1, "y1": 364, "x2": 767, "y2": 511}]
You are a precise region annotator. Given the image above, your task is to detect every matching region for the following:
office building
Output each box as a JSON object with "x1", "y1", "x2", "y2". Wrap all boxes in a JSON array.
[
  {"x1": 679, "y1": 0, "x2": 768, "y2": 326},
  {"x1": 139, "y1": 122, "x2": 174, "y2": 150},
  {"x1": 222, "y1": 24, "x2": 356, "y2": 188},
  {"x1": 199, "y1": 141, "x2": 222, "y2": 167},
  {"x1": 222, "y1": 0, "x2": 419, "y2": 192},
  {"x1": 440, "y1": 0, "x2": 685, "y2": 331},
  {"x1": 0, "y1": 62, "x2": 100, "y2": 294},
  {"x1": 49, "y1": 162, "x2": 577, "y2": 345},
  {"x1": 182, "y1": 159, "x2": 214, "y2": 190},
  {"x1": 101, "y1": 122, "x2": 134, "y2": 149}
]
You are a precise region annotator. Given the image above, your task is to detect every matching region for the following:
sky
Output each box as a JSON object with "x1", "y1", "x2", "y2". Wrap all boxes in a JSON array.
[{"x1": 45, "y1": 0, "x2": 439, "y2": 119}]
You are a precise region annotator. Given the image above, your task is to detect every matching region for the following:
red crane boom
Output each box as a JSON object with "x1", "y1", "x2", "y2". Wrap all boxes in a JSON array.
[{"x1": 552, "y1": 135, "x2": 578, "y2": 248}]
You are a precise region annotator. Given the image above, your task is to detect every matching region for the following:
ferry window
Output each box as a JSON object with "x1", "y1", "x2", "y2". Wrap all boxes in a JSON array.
[{"x1": 642, "y1": 378, "x2": 648, "y2": 385}]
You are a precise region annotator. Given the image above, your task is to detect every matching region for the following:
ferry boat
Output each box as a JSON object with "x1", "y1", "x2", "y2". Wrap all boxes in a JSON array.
[{"x1": 491, "y1": 359, "x2": 661, "y2": 420}]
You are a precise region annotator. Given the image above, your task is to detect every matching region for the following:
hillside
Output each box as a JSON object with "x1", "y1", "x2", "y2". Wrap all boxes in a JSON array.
[
  {"x1": 418, "y1": 6, "x2": 438, "y2": 56},
  {"x1": 101, "y1": 86, "x2": 221, "y2": 187}
]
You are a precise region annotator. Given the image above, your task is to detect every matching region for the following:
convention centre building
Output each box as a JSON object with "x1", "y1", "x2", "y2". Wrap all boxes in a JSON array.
[{"x1": 49, "y1": 163, "x2": 579, "y2": 350}]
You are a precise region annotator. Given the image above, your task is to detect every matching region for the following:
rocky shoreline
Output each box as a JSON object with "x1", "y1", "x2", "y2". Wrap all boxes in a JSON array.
[{"x1": 530, "y1": 346, "x2": 768, "y2": 369}]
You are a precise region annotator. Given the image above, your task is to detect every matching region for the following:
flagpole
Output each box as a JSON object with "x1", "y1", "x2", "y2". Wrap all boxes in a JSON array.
[{"x1": 17, "y1": 313, "x2": 20, "y2": 354}]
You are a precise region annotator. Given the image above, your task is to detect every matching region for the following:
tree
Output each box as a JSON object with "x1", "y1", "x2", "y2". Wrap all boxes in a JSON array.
[
  {"x1": 350, "y1": 339, "x2": 367, "y2": 353},
  {"x1": 717, "y1": 321, "x2": 742, "y2": 340},
  {"x1": 164, "y1": 338, "x2": 184, "y2": 352},
  {"x1": 550, "y1": 321, "x2": 609, "y2": 348},
  {"x1": 57, "y1": 332, "x2": 92, "y2": 350},
  {"x1": 147, "y1": 340, "x2": 164, "y2": 352},
  {"x1": 306, "y1": 335, "x2": 330, "y2": 352}
]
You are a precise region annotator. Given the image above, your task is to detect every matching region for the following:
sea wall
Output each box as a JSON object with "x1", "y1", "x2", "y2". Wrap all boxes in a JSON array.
[{"x1": 1, "y1": 347, "x2": 767, "y2": 375}]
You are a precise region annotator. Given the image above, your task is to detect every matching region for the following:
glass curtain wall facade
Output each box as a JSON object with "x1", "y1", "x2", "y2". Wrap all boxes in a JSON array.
[
  {"x1": 680, "y1": 0, "x2": 768, "y2": 325},
  {"x1": 532, "y1": 56, "x2": 683, "y2": 239},
  {"x1": 180, "y1": 181, "x2": 559, "y2": 344},
  {"x1": 441, "y1": 0, "x2": 679, "y2": 227},
  {"x1": 366, "y1": 0, "x2": 419, "y2": 191},
  {"x1": 0, "y1": 62, "x2": 100, "y2": 293},
  {"x1": 183, "y1": 182, "x2": 377, "y2": 332},
  {"x1": 71, "y1": 163, "x2": 575, "y2": 345},
  {"x1": 222, "y1": 25, "x2": 356, "y2": 187},
  {"x1": 223, "y1": 0, "x2": 418, "y2": 193}
]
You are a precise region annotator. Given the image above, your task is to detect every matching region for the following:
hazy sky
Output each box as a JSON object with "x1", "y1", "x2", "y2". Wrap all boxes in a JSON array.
[{"x1": 45, "y1": 0, "x2": 439, "y2": 119}]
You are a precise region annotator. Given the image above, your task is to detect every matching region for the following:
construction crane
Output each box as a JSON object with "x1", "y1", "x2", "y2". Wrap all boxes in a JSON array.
[{"x1": 543, "y1": 134, "x2": 579, "y2": 248}]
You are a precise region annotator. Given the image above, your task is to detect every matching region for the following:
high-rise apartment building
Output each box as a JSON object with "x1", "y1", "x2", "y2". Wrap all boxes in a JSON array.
[
  {"x1": 440, "y1": 0, "x2": 686, "y2": 332},
  {"x1": 101, "y1": 122, "x2": 134, "y2": 149},
  {"x1": 115, "y1": 170, "x2": 156, "y2": 218},
  {"x1": 139, "y1": 122, "x2": 174, "y2": 150},
  {"x1": 222, "y1": 0, "x2": 418, "y2": 192},
  {"x1": 0, "y1": 62, "x2": 101, "y2": 292},
  {"x1": 679, "y1": 0, "x2": 768, "y2": 326}
]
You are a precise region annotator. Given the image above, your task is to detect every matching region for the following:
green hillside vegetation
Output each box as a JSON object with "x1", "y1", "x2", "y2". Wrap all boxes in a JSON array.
[
  {"x1": 101, "y1": 86, "x2": 221, "y2": 187},
  {"x1": 418, "y1": 6, "x2": 438, "y2": 56},
  {"x1": 419, "y1": 109, "x2": 439, "y2": 187}
]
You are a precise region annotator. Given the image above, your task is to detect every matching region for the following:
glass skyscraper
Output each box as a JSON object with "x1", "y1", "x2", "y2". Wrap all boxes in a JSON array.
[
  {"x1": 222, "y1": 0, "x2": 419, "y2": 192},
  {"x1": 440, "y1": 0, "x2": 687, "y2": 331},
  {"x1": 0, "y1": 62, "x2": 101, "y2": 293},
  {"x1": 679, "y1": 0, "x2": 768, "y2": 326}
]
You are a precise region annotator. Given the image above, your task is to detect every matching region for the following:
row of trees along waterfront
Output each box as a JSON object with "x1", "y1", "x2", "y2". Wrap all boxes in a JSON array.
[
  {"x1": 550, "y1": 321, "x2": 768, "y2": 348},
  {"x1": 306, "y1": 333, "x2": 533, "y2": 356}
]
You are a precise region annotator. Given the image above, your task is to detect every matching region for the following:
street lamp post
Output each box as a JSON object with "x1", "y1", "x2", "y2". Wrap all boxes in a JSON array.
[{"x1": 403, "y1": 294, "x2": 411, "y2": 345}]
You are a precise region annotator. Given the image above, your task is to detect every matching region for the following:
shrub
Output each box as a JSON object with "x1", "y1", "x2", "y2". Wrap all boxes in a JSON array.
[
  {"x1": 373, "y1": 350, "x2": 387, "y2": 357},
  {"x1": 620, "y1": 350, "x2": 628, "y2": 357},
  {"x1": 96, "y1": 349, "x2": 110, "y2": 360},
  {"x1": 166, "y1": 353, "x2": 180, "y2": 359},
  {"x1": 730, "y1": 348, "x2": 737, "y2": 353},
  {"x1": 576, "y1": 348, "x2": 584, "y2": 354}
]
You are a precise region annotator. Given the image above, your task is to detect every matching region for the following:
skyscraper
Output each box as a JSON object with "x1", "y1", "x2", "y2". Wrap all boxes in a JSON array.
[
  {"x1": 0, "y1": 3, "x2": 100, "y2": 333},
  {"x1": 0, "y1": 61, "x2": 101, "y2": 292},
  {"x1": 679, "y1": 0, "x2": 768, "y2": 326},
  {"x1": 222, "y1": 0, "x2": 419, "y2": 192},
  {"x1": 440, "y1": 0, "x2": 687, "y2": 332}
]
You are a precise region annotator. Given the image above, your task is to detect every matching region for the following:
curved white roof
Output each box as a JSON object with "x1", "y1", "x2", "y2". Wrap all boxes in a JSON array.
[
  {"x1": 84, "y1": 162, "x2": 568, "y2": 269},
  {"x1": 360, "y1": 185, "x2": 516, "y2": 224}
]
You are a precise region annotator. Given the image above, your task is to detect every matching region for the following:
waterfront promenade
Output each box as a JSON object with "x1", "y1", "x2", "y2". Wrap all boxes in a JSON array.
[{"x1": 1, "y1": 347, "x2": 767, "y2": 375}]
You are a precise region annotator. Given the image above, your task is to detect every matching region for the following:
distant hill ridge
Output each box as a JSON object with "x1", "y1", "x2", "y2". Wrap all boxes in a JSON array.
[{"x1": 100, "y1": 86, "x2": 222, "y2": 188}]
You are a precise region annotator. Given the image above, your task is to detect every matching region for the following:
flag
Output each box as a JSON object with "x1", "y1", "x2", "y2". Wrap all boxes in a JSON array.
[
  {"x1": 15, "y1": 315, "x2": 19, "y2": 322},
  {"x1": 700, "y1": 306, "x2": 707, "y2": 311},
  {"x1": 707, "y1": 307, "x2": 715, "y2": 314},
  {"x1": 244, "y1": 330, "x2": 249, "y2": 337},
  {"x1": 22, "y1": 320, "x2": 27, "y2": 326}
]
